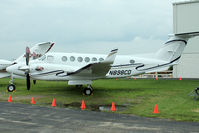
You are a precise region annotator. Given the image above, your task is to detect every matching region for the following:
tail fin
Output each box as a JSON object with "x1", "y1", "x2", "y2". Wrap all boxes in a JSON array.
[{"x1": 155, "y1": 32, "x2": 199, "y2": 62}]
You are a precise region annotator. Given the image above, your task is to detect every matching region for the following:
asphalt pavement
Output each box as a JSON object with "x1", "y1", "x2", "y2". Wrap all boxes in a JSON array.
[{"x1": 0, "y1": 102, "x2": 199, "y2": 133}]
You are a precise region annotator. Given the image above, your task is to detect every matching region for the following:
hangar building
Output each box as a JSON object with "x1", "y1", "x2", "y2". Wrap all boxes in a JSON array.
[{"x1": 173, "y1": 0, "x2": 199, "y2": 78}]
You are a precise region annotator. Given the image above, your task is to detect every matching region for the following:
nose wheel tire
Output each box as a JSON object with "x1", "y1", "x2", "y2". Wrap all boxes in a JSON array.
[{"x1": 7, "y1": 84, "x2": 16, "y2": 92}]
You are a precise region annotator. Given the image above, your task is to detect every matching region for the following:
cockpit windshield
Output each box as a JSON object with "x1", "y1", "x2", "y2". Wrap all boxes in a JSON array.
[{"x1": 38, "y1": 55, "x2": 46, "y2": 61}]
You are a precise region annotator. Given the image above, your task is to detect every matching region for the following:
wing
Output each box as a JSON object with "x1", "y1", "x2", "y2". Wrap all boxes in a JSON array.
[
  {"x1": 0, "y1": 71, "x2": 10, "y2": 78},
  {"x1": 14, "y1": 42, "x2": 54, "y2": 63},
  {"x1": 67, "y1": 49, "x2": 118, "y2": 78},
  {"x1": 0, "y1": 59, "x2": 13, "y2": 70}
]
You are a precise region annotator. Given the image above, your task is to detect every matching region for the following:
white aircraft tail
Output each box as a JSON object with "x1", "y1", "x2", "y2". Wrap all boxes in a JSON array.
[{"x1": 155, "y1": 32, "x2": 199, "y2": 63}]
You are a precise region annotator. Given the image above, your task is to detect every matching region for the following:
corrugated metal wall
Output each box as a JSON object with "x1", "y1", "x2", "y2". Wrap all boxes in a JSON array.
[{"x1": 173, "y1": 1, "x2": 199, "y2": 78}]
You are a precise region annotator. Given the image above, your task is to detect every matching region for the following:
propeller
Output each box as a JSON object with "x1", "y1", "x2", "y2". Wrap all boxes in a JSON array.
[
  {"x1": 26, "y1": 73, "x2": 30, "y2": 90},
  {"x1": 25, "y1": 47, "x2": 31, "y2": 90},
  {"x1": 26, "y1": 47, "x2": 30, "y2": 66}
]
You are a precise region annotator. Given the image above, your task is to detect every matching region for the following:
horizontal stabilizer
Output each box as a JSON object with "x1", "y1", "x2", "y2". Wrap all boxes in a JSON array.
[
  {"x1": 145, "y1": 66, "x2": 170, "y2": 73},
  {"x1": 175, "y1": 31, "x2": 199, "y2": 39}
]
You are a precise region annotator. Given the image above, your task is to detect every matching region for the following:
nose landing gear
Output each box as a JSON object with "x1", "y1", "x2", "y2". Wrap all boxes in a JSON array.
[
  {"x1": 7, "y1": 74, "x2": 16, "y2": 92},
  {"x1": 7, "y1": 84, "x2": 16, "y2": 92}
]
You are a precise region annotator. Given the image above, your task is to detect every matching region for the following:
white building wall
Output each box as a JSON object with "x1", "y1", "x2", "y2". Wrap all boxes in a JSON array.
[{"x1": 173, "y1": 0, "x2": 199, "y2": 78}]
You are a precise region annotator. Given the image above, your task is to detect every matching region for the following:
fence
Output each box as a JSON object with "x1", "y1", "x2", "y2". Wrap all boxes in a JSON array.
[{"x1": 134, "y1": 71, "x2": 173, "y2": 79}]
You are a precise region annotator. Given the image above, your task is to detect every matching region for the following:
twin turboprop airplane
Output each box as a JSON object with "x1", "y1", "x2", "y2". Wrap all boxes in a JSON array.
[{"x1": 4, "y1": 32, "x2": 199, "y2": 95}]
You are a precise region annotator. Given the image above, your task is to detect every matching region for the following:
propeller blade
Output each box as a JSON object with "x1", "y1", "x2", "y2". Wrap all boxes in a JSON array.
[
  {"x1": 26, "y1": 47, "x2": 30, "y2": 66},
  {"x1": 25, "y1": 47, "x2": 31, "y2": 90},
  {"x1": 26, "y1": 73, "x2": 30, "y2": 90}
]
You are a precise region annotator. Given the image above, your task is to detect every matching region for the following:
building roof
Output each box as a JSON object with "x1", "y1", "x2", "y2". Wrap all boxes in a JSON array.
[{"x1": 173, "y1": 0, "x2": 199, "y2": 5}]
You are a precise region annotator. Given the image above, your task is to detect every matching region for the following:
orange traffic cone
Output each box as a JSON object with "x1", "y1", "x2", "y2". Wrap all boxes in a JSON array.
[
  {"x1": 111, "y1": 102, "x2": 116, "y2": 112},
  {"x1": 153, "y1": 104, "x2": 159, "y2": 113},
  {"x1": 51, "y1": 98, "x2": 56, "y2": 107},
  {"x1": 81, "y1": 100, "x2": 86, "y2": 110},
  {"x1": 179, "y1": 77, "x2": 182, "y2": 80},
  {"x1": 31, "y1": 97, "x2": 35, "y2": 104},
  {"x1": 8, "y1": 95, "x2": 12, "y2": 102},
  {"x1": 156, "y1": 76, "x2": 158, "y2": 80}
]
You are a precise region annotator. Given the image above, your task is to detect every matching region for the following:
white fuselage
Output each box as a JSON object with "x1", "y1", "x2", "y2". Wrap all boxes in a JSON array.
[{"x1": 7, "y1": 52, "x2": 170, "y2": 81}]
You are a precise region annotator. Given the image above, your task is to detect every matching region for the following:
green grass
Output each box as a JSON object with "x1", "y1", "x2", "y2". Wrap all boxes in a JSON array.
[{"x1": 1, "y1": 78, "x2": 199, "y2": 122}]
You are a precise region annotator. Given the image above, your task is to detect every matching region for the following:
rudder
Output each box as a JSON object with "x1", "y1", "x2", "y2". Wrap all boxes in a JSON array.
[{"x1": 155, "y1": 32, "x2": 199, "y2": 62}]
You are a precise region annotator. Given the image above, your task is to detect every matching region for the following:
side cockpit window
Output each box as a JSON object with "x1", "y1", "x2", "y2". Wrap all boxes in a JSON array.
[{"x1": 47, "y1": 55, "x2": 54, "y2": 62}]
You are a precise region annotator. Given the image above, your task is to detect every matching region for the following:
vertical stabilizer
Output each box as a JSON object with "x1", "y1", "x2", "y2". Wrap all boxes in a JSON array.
[{"x1": 155, "y1": 32, "x2": 199, "y2": 62}]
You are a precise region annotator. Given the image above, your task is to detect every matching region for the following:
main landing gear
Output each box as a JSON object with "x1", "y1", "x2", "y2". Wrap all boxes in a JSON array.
[
  {"x1": 76, "y1": 85, "x2": 93, "y2": 96},
  {"x1": 83, "y1": 85, "x2": 93, "y2": 96}
]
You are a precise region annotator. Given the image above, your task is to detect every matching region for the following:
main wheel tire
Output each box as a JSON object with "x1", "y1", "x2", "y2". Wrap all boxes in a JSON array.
[
  {"x1": 83, "y1": 88, "x2": 93, "y2": 96},
  {"x1": 7, "y1": 84, "x2": 16, "y2": 92},
  {"x1": 195, "y1": 87, "x2": 199, "y2": 95}
]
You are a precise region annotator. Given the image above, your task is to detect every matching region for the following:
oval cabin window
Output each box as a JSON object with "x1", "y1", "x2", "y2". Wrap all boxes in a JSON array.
[
  {"x1": 62, "y1": 56, "x2": 67, "y2": 62},
  {"x1": 70, "y1": 56, "x2": 75, "y2": 62},
  {"x1": 130, "y1": 59, "x2": 135, "y2": 64},
  {"x1": 77, "y1": 57, "x2": 83, "y2": 62},
  {"x1": 92, "y1": 57, "x2": 97, "y2": 62},
  {"x1": 99, "y1": 58, "x2": 104, "y2": 62},
  {"x1": 84, "y1": 57, "x2": 90, "y2": 62}
]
